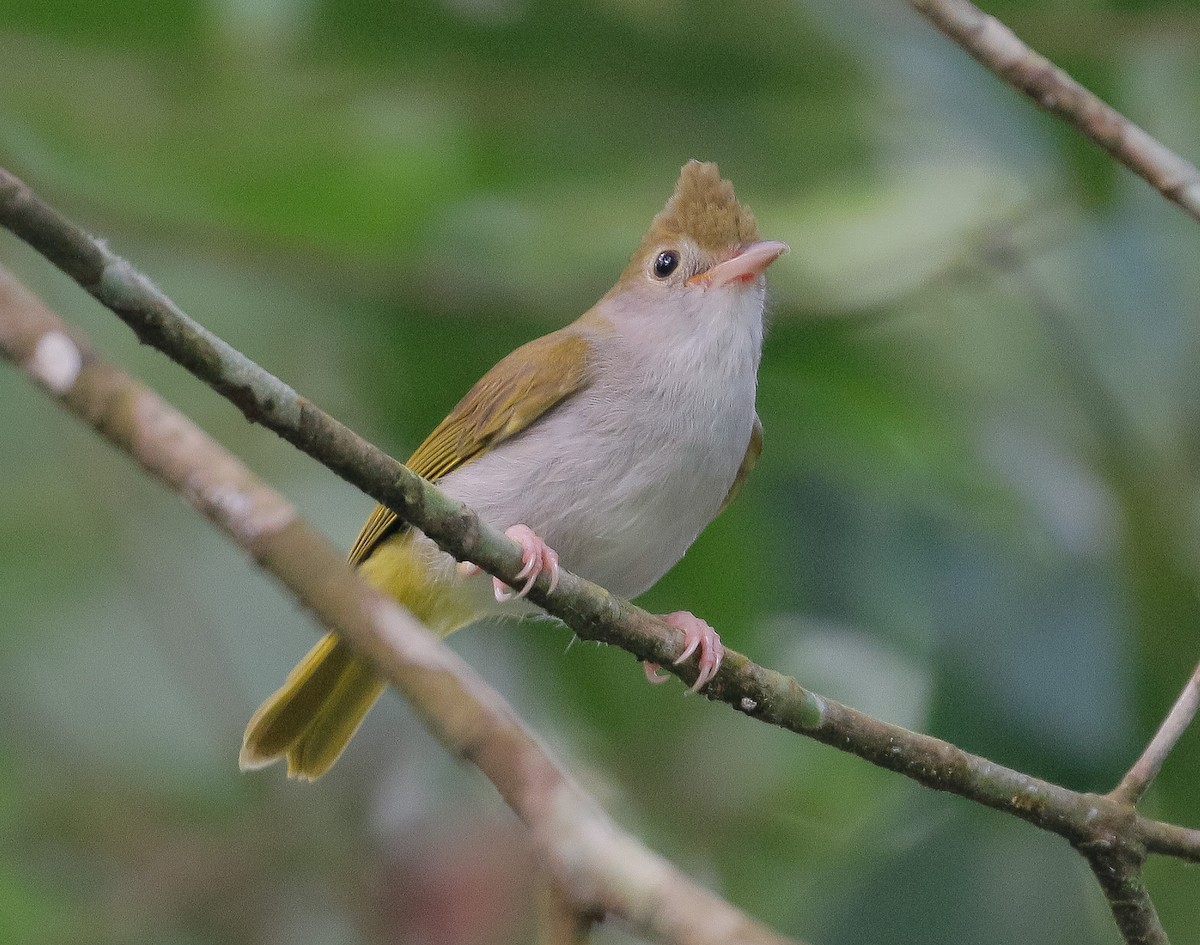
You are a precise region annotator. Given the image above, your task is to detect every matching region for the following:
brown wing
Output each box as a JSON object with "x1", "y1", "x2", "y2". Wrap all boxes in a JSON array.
[
  {"x1": 346, "y1": 328, "x2": 594, "y2": 566},
  {"x1": 718, "y1": 415, "x2": 763, "y2": 516}
]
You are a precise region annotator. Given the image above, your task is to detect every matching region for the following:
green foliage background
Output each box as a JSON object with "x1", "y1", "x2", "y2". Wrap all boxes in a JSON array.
[{"x1": 2, "y1": 1, "x2": 1199, "y2": 942}]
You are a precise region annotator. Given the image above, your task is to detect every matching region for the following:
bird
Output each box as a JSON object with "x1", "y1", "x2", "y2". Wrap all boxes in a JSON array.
[{"x1": 240, "y1": 160, "x2": 788, "y2": 780}]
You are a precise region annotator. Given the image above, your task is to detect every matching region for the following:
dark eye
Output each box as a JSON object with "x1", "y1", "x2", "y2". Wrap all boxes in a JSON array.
[{"x1": 653, "y1": 250, "x2": 679, "y2": 278}]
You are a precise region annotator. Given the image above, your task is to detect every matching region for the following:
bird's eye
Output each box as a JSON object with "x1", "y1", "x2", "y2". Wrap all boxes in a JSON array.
[{"x1": 653, "y1": 250, "x2": 680, "y2": 279}]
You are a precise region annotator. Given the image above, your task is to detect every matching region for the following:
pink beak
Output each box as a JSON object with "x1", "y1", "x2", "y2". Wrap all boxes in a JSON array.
[{"x1": 688, "y1": 240, "x2": 789, "y2": 288}]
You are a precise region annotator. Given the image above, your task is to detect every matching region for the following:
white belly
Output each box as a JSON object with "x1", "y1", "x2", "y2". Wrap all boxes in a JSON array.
[
  {"x1": 434, "y1": 289, "x2": 763, "y2": 600},
  {"x1": 439, "y1": 398, "x2": 751, "y2": 598}
]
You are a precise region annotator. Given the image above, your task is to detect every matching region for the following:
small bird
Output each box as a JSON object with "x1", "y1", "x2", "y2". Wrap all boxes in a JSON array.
[{"x1": 240, "y1": 160, "x2": 787, "y2": 780}]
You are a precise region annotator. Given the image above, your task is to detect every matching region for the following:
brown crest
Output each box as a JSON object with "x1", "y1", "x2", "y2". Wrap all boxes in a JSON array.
[{"x1": 634, "y1": 160, "x2": 759, "y2": 262}]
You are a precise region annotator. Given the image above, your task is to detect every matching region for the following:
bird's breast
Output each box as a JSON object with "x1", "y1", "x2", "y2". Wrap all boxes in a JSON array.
[{"x1": 439, "y1": 316, "x2": 760, "y2": 599}]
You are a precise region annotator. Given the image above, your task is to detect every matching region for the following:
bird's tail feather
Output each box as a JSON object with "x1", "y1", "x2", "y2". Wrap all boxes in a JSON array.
[
  {"x1": 239, "y1": 633, "x2": 386, "y2": 780},
  {"x1": 240, "y1": 531, "x2": 480, "y2": 780}
]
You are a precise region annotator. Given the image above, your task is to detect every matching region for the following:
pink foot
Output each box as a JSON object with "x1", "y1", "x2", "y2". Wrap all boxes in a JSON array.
[
  {"x1": 643, "y1": 611, "x2": 724, "y2": 693},
  {"x1": 459, "y1": 524, "x2": 560, "y2": 602}
]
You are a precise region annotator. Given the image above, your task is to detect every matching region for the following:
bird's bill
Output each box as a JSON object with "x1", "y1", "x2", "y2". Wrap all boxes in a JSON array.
[{"x1": 688, "y1": 240, "x2": 789, "y2": 288}]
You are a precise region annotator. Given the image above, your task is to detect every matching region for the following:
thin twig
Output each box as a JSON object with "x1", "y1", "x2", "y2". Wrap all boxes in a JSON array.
[
  {"x1": 0, "y1": 265, "x2": 802, "y2": 945},
  {"x1": 1, "y1": 167, "x2": 1198, "y2": 868},
  {"x1": 1138, "y1": 817, "x2": 1200, "y2": 861},
  {"x1": 1111, "y1": 661, "x2": 1200, "y2": 806},
  {"x1": 908, "y1": 0, "x2": 1200, "y2": 223}
]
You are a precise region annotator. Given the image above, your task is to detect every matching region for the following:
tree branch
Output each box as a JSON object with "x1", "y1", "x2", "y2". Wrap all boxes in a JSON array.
[
  {"x1": 908, "y1": 0, "x2": 1200, "y2": 224},
  {"x1": 2, "y1": 166, "x2": 1198, "y2": 874},
  {"x1": 1081, "y1": 839, "x2": 1166, "y2": 945},
  {"x1": 1110, "y1": 660, "x2": 1200, "y2": 806},
  {"x1": 1138, "y1": 818, "x2": 1200, "y2": 861},
  {"x1": 0, "y1": 265, "x2": 802, "y2": 945},
  {"x1": 905, "y1": 9, "x2": 1200, "y2": 937}
]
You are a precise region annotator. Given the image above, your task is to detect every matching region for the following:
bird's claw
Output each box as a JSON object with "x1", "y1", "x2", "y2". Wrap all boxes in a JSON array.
[
  {"x1": 492, "y1": 524, "x2": 560, "y2": 602},
  {"x1": 642, "y1": 611, "x2": 724, "y2": 693}
]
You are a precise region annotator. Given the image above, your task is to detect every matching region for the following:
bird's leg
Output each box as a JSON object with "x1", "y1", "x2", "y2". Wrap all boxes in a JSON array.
[
  {"x1": 457, "y1": 524, "x2": 560, "y2": 602},
  {"x1": 643, "y1": 611, "x2": 724, "y2": 693}
]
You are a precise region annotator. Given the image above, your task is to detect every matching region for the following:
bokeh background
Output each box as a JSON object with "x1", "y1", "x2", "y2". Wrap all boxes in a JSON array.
[{"x1": 3, "y1": 1, "x2": 1200, "y2": 942}]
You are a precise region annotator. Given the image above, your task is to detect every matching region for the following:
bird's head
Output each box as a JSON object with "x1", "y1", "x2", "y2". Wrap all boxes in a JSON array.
[{"x1": 613, "y1": 160, "x2": 788, "y2": 300}]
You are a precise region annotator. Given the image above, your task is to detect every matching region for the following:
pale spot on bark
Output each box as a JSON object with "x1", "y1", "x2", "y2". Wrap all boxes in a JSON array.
[
  {"x1": 29, "y1": 331, "x2": 82, "y2": 394},
  {"x1": 187, "y1": 475, "x2": 295, "y2": 543}
]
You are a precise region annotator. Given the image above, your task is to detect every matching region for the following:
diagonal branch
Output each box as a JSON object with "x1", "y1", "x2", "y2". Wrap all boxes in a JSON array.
[
  {"x1": 0, "y1": 265, "x2": 802, "y2": 945},
  {"x1": 0, "y1": 164, "x2": 671, "y2": 669},
  {"x1": 2, "y1": 167, "x2": 1198, "y2": 871},
  {"x1": 908, "y1": 0, "x2": 1200, "y2": 224},
  {"x1": 1110, "y1": 660, "x2": 1200, "y2": 807},
  {"x1": 905, "y1": 9, "x2": 1200, "y2": 937}
]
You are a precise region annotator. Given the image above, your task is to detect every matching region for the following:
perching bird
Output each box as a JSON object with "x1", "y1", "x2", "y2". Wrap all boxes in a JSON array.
[{"x1": 240, "y1": 160, "x2": 787, "y2": 780}]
